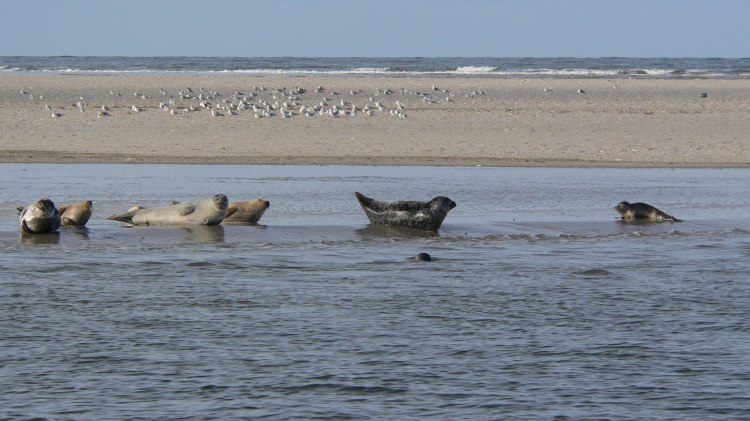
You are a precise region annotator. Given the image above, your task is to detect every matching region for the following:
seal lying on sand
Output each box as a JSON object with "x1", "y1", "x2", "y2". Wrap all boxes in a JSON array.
[
  {"x1": 222, "y1": 199, "x2": 270, "y2": 225},
  {"x1": 17, "y1": 198, "x2": 61, "y2": 233},
  {"x1": 615, "y1": 201, "x2": 682, "y2": 222},
  {"x1": 59, "y1": 200, "x2": 93, "y2": 227},
  {"x1": 355, "y1": 192, "x2": 456, "y2": 231},
  {"x1": 108, "y1": 194, "x2": 228, "y2": 226}
]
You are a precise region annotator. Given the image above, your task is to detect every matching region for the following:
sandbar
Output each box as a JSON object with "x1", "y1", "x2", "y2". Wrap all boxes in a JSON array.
[{"x1": 1, "y1": 74, "x2": 749, "y2": 167}]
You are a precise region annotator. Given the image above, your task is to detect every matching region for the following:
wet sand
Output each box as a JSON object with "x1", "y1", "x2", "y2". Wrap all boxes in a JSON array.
[{"x1": 1, "y1": 74, "x2": 749, "y2": 167}]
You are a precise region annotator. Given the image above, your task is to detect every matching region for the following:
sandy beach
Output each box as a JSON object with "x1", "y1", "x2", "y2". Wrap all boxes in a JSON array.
[{"x1": 1, "y1": 74, "x2": 748, "y2": 167}]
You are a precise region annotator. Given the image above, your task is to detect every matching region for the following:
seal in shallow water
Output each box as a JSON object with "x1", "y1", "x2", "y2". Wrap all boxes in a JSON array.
[
  {"x1": 17, "y1": 198, "x2": 61, "y2": 233},
  {"x1": 355, "y1": 192, "x2": 456, "y2": 231},
  {"x1": 615, "y1": 201, "x2": 682, "y2": 222},
  {"x1": 59, "y1": 200, "x2": 93, "y2": 227},
  {"x1": 108, "y1": 194, "x2": 228, "y2": 226},
  {"x1": 222, "y1": 199, "x2": 270, "y2": 225}
]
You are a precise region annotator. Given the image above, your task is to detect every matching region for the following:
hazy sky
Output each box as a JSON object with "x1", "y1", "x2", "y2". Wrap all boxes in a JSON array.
[{"x1": 1, "y1": 0, "x2": 747, "y2": 57}]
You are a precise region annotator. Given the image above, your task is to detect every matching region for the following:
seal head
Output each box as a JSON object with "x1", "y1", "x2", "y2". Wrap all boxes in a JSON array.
[
  {"x1": 222, "y1": 199, "x2": 270, "y2": 225},
  {"x1": 59, "y1": 200, "x2": 93, "y2": 227},
  {"x1": 18, "y1": 198, "x2": 61, "y2": 234}
]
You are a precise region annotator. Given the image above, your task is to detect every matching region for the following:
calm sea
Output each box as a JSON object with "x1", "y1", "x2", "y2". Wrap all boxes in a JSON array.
[
  {"x1": 2, "y1": 56, "x2": 750, "y2": 78},
  {"x1": 1, "y1": 164, "x2": 749, "y2": 420}
]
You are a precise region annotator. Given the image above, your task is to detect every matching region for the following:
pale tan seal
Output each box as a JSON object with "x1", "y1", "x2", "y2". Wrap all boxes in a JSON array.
[
  {"x1": 59, "y1": 200, "x2": 93, "y2": 227},
  {"x1": 17, "y1": 198, "x2": 61, "y2": 233},
  {"x1": 222, "y1": 199, "x2": 270, "y2": 225},
  {"x1": 615, "y1": 201, "x2": 682, "y2": 222},
  {"x1": 108, "y1": 194, "x2": 228, "y2": 226}
]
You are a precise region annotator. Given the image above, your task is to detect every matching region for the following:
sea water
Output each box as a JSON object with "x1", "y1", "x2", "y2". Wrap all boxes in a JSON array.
[
  {"x1": 1, "y1": 164, "x2": 749, "y2": 420},
  {"x1": 2, "y1": 56, "x2": 750, "y2": 78}
]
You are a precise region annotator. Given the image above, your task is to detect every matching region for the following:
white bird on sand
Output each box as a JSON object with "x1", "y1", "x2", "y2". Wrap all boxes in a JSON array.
[
  {"x1": 578, "y1": 89, "x2": 586, "y2": 94},
  {"x1": 131, "y1": 105, "x2": 142, "y2": 112}
]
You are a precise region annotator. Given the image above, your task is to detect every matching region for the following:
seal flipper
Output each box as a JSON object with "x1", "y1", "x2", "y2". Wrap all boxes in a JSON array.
[
  {"x1": 62, "y1": 216, "x2": 82, "y2": 227},
  {"x1": 355, "y1": 192, "x2": 382, "y2": 211},
  {"x1": 16, "y1": 206, "x2": 25, "y2": 215},
  {"x1": 224, "y1": 203, "x2": 239, "y2": 219},
  {"x1": 176, "y1": 203, "x2": 196, "y2": 216},
  {"x1": 108, "y1": 206, "x2": 144, "y2": 224}
]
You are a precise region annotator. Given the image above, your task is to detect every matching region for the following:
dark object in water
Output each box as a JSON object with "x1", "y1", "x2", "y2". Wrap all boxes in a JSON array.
[{"x1": 615, "y1": 201, "x2": 682, "y2": 222}]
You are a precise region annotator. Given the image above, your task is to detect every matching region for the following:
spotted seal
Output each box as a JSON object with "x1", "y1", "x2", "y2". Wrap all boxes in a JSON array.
[
  {"x1": 108, "y1": 194, "x2": 228, "y2": 226},
  {"x1": 355, "y1": 192, "x2": 456, "y2": 231},
  {"x1": 222, "y1": 199, "x2": 270, "y2": 225},
  {"x1": 615, "y1": 201, "x2": 682, "y2": 222},
  {"x1": 17, "y1": 198, "x2": 61, "y2": 233},
  {"x1": 59, "y1": 200, "x2": 93, "y2": 227}
]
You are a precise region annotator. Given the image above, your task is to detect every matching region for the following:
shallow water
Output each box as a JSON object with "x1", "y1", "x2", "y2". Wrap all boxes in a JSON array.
[{"x1": 1, "y1": 164, "x2": 749, "y2": 420}]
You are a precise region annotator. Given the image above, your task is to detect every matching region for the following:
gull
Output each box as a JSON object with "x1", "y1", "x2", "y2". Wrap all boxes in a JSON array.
[
  {"x1": 97, "y1": 111, "x2": 109, "y2": 118},
  {"x1": 131, "y1": 105, "x2": 142, "y2": 112},
  {"x1": 44, "y1": 104, "x2": 51, "y2": 111},
  {"x1": 101, "y1": 105, "x2": 109, "y2": 111},
  {"x1": 315, "y1": 86, "x2": 325, "y2": 93},
  {"x1": 20, "y1": 90, "x2": 28, "y2": 95},
  {"x1": 52, "y1": 112, "x2": 62, "y2": 118},
  {"x1": 211, "y1": 109, "x2": 223, "y2": 117},
  {"x1": 578, "y1": 89, "x2": 586, "y2": 94},
  {"x1": 544, "y1": 88, "x2": 553, "y2": 93}
]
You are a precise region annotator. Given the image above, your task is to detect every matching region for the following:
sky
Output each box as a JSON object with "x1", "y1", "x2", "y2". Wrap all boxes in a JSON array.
[{"x1": 1, "y1": 0, "x2": 748, "y2": 57}]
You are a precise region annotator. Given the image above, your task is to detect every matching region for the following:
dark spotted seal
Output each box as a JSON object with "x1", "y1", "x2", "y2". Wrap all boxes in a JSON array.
[
  {"x1": 615, "y1": 201, "x2": 682, "y2": 222},
  {"x1": 109, "y1": 194, "x2": 228, "y2": 226},
  {"x1": 17, "y1": 198, "x2": 61, "y2": 233},
  {"x1": 355, "y1": 192, "x2": 456, "y2": 231}
]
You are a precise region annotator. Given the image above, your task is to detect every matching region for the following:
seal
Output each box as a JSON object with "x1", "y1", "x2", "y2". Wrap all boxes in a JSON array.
[
  {"x1": 222, "y1": 199, "x2": 270, "y2": 225},
  {"x1": 415, "y1": 252, "x2": 432, "y2": 262},
  {"x1": 355, "y1": 192, "x2": 456, "y2": 231},
  {"x1": 59, "y1": 200, "x2": 93, "y2": 227},
  {"x1": 108, "y1": 194, "x2": 229, "y2": 226},
  {"x1": 615, "y1": 201, "x2": 682, "y2": 222},
  {"x1": 17, "y1": 198, "x2": 61, "y2": 233}
]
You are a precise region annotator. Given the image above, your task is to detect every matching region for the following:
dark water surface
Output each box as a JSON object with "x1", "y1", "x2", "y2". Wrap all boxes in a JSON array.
[{"x1": 1, "y1": 165, "x2": 749, "y2": 420}]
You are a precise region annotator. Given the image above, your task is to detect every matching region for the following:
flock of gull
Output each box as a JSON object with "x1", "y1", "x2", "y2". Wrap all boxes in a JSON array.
[{"x1": 21, "y1": 84, "x2": 488, "y2": 121}]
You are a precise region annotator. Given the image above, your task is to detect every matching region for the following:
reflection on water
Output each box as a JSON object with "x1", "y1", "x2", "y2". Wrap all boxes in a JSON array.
[
  {"x1": 355, "y1": 223, "x2": 442, "y2": 239},
  {"x1": 1, "y1": 164, "x2": 750, "y2": 420},
  {"x1": 19, "y1": 231, "x2": 60, "y2": 245}
]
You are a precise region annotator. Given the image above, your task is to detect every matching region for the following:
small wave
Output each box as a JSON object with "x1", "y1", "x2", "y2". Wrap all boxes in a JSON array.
[{"x1": 455, "y1": 66, "x2": 498, "y2": 73}]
